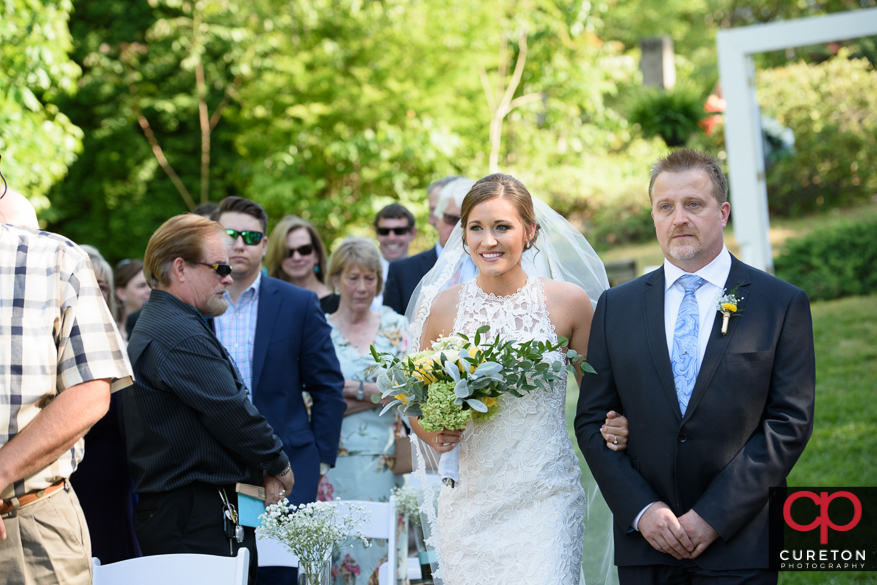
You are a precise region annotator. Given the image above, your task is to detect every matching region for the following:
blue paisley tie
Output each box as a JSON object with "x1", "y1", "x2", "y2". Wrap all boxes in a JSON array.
[{"x1": 671, "y1": 275, "x2": 705, "y2": 415}]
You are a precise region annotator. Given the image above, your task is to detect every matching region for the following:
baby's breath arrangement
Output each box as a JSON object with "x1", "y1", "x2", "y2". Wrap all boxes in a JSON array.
[
  {"x1": 258, "y1": 498, "x2": 370, "y2": 583},
  {"x1": 391, "y1": 486, "x2": 421, "y2": 525},
  {"x1": 370, "y1": 325, "x2": 594, "y2": 432}
]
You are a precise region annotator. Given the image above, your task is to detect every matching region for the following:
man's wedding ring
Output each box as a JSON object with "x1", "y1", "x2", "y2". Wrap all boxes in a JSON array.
[{"x1": 613, "y1": 435, "x2": 618, "y2": 445}]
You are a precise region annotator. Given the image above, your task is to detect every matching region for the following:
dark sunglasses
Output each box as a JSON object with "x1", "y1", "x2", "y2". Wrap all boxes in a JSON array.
[
  {"x1": 376, "y1": 227, "x2": 411, "y2": 236},
  {"x1": 287, "y1": 244, "x2": 314, "y2": 257},
  {"x1": 187, "y1": 260, "x2": 233, "y2": 277},
  {"x1": 225, "y1": 229, "x2": 264, "y2": 245},
  {"x1": 442, "y1": 213, "x2": 461, "y2": 226}
]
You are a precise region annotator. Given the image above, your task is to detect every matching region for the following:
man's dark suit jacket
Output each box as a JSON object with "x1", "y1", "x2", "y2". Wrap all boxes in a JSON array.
[
  {"x1": 383, "y1": 247, "x2": 438, "y2": 316},
  {"x1": 575, "y1": 255, "x2": 815, "y2": 571},
  {"x1": 251, "y1": 276, "x2": 346, "y2": 507}
]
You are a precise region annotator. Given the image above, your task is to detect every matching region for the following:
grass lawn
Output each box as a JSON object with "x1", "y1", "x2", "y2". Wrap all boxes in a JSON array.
[{"x1": 566, "y1": 294, "x2": 877, "y2": 585}]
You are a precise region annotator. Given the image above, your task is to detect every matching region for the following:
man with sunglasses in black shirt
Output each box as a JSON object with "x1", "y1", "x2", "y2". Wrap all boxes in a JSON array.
[{"x1": 123, "y1": 214, "x2": 293, "y2": 585}]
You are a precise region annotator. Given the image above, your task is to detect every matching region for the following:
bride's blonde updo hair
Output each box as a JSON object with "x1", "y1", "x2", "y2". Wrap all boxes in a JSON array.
[{"x1": 460, "y1": 173, "x2": 541, "y2": 251}]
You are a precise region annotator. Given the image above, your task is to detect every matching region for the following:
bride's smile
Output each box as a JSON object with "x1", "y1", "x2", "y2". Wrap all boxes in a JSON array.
[{"x1": 465, "y1": 197, "x2": 534, "y2": 285}]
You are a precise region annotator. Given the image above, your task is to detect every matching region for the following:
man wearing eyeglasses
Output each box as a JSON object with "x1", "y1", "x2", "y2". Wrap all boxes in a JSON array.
[
  {"x1": 371, "y1": 203, "x2": 417, "y2": 311},
  {"x1": 215, "y1": 197, "x2": 346, "y2": 585},
  {"x1": 383, "y1": 177, "x2": 475, "y2": 316},
  {"x1": 123, "y1": 214, "x2": 293, "y2": 585}
]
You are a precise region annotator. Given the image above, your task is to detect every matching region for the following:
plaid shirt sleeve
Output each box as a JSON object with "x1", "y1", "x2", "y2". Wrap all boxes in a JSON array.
[{"x1": 1, "y1": 225, "x2": 133, "y2": 499}]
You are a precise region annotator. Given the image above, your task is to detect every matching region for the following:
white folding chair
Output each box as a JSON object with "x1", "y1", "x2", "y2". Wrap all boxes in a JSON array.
[
  {"x1": 256, "y1": 533, "x2": 299, "y2": 568},
  {"x1": 92, "y1": 548, "x2": 249, "y2": 585},
  {"x1": 338, "y1": 498, "x2": 397, "y2": 585}
]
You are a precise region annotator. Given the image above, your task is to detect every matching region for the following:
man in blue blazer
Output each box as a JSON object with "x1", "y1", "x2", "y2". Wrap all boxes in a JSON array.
[
  {"x1": 575, "y1": 150, "x2": 815, "y2": 585},
  {"x1": 215, "y1": 197, "x2": 346, "y2": 584}
]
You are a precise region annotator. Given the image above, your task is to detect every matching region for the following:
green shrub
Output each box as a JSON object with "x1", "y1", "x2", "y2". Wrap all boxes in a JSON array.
[
  {"x1": 774, "y1": 214, "x2": 877, "y2": 301},
  {"x1": 757, "y1": 53, "x2": 877, "y2": 216},
  {"x1": 627, "y1": 83, "x2": 705, "y2": 147}
]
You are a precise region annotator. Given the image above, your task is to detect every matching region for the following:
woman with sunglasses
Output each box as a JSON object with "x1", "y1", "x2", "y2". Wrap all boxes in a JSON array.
[{"x1": 265, "y1": 216, "x2": 340, "y2": 313}]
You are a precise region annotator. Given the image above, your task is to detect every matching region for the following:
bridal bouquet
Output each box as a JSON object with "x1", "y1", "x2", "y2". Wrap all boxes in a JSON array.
[
  {"x1": 258, "y1": 499, "x2": 370, "y2": 583},
  {"x1": 369, "y1": 325, "x2": 594, "y2": 432}
]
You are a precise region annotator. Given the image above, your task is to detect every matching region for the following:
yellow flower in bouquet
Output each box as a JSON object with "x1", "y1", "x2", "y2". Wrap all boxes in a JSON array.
[{"x1": 370, "y1": 326, "x2": 594, "y2": 431}]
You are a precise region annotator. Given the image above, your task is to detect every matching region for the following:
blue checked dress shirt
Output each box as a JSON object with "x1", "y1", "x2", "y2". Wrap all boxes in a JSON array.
[
  {"x1": 671, "y1": 274, "x2": 706, "y2": 415},
  {"x1": 215, "y1": 272, "x2": 261, "y2": 398}
]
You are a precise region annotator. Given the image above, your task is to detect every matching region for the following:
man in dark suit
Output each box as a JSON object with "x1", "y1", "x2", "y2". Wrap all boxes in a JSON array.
[
  {"x1": 383, "y1": 176, "x2": 468, "y2": 315},
  {"x1": 214, "y1": 197, "x2": 346, "y2": 584},
  {"x1": 575, "y1": 149, "x2": 815, "y2": 585}
]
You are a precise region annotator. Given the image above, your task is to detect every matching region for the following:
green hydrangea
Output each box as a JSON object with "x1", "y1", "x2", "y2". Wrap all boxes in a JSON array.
[
  {"x1": 420, "y1": 380, "x2": 470, "y2": 433},
  {"x1": 470, "y1": 398, "x2": 503, "y2": 425}
]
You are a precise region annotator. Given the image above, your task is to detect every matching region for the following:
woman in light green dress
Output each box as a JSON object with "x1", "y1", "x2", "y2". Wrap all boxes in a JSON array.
[{"x1": 317, "y1": 237, "x2": 408, "y2": 585}]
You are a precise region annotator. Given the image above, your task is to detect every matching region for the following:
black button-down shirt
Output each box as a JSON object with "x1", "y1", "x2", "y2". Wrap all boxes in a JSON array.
[{"x1": 123, "y1": 290, "x2": 289, "y2": 493}]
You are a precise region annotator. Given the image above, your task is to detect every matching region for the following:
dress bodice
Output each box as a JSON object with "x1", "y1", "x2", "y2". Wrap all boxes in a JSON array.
[
  {"x1": 454, "y1": 276, "x2": 559, "y2": 346},
  {"x1": 437, "y1": 276, "x2": 585, "y2": 584}
]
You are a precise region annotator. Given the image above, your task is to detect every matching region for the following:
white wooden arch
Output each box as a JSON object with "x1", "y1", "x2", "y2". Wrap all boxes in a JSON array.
[{"x1": 717, "y1": 7, "x2": 877, "y2": 272}]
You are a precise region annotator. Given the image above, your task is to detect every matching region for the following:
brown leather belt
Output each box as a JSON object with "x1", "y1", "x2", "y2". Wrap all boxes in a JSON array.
[{"x1": 0, "y1": 480, "x2": 65, "y2": 515}]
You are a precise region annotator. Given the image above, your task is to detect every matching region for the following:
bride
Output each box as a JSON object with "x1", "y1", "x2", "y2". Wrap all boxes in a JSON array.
[{"x1": 407, "y1": 173, "x2": 628, "y2": 584}]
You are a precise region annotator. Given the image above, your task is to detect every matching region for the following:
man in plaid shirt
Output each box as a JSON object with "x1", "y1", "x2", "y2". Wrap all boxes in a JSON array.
[{"x1": 0, "y1": 188, "x2": 133, "y2": 584}]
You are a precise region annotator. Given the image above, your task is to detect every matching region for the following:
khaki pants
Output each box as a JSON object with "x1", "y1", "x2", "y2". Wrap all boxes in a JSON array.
[{"x1": 0, "y1": 484, "x2": 92, "y2": 585}]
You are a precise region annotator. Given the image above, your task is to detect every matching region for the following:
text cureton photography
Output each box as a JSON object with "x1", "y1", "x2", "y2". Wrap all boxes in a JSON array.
[{"x1": 770, "y1": 487, "x2": 877, "y2": 571}]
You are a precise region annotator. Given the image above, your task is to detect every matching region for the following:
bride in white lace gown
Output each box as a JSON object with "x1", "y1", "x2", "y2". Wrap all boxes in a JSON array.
[{"x1": 407, "y1": 174, "x2": 627, "y2": 585}]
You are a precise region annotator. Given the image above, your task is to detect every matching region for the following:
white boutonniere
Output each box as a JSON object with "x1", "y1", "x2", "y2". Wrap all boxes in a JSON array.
[{"x1": 716, "y1": 286, "x2": 744, "y2": 335}]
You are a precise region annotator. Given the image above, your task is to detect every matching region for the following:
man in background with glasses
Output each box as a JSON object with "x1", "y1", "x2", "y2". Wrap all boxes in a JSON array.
[
  {"x1": 123, "y1": 214, "x2": 292, "y2": 585},
  {"x1": 0, "y1": 186, "x2": 132, "y2": 585},
  {"x1": 215, "y1": 196, "x2": 345, "y2": 585},
  {"x1": 372, "y1": 203, "x2": 417, "y2": 311},
  {"x1": 383, "y1": 177, "x2": 475, "y2": 316}
]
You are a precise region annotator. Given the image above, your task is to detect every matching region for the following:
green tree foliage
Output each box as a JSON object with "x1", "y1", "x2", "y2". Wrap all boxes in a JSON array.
[
  {"x1": 45, "y1": 0, "x2": 629, "y2": 259},
  {"x1": 601, "y1": 0, "x2": 877, "y2": 82},
  {"x1": 0, "y1": 0, "x2": 83, "y2": 207},
  {"x1": 757, "y1": 53, "x2": 877, "y2": 215},
  {"x1": 47, "y1": 0, "x2": 253, "y2": 260}
]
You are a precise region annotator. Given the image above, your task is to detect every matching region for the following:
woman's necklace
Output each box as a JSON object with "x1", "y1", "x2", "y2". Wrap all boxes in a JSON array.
[{"x1": 333, "y1": 311, "x2": 379, "y2": 354}]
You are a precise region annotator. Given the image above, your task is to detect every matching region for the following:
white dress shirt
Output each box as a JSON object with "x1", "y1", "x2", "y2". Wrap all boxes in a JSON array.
[
  {"x1": 215, "y1": 272, "x2": 262, "y2": 400},
  {"x1": 632, "y1": 246, "x2": 731, "y2": 531},
  {"x1": 371, "y1": 256, "x2": 391, "y2": 312},
  {"x1": 663, "y1": 246, "x2": 732, "y2": 372}
]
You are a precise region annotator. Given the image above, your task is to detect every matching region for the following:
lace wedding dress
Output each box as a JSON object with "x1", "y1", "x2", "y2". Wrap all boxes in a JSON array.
[{"x1": 436, "y1": 275, "x2": 586, "y2": 585}]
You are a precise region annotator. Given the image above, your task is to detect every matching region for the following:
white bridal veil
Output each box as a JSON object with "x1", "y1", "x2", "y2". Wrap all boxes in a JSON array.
[{"x1": 404, "y1": 196, "x2": 618, "y2": 585}]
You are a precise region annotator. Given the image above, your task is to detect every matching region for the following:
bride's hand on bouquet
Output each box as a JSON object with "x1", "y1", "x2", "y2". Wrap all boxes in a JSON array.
[
  {"x1": 409, "y1": 417, "x2": 462, "y2": 454},
  {"x1": 601, "y1": 410, "x2": 629, "y2": 451}
]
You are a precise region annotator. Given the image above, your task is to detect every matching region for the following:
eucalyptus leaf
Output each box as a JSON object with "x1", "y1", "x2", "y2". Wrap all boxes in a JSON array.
[
  {"x1": 380, "y1": 399, "x2": 401, "y2": 416},
  {"x1": 454, "y1": 379, "x2": 470, "y2": 398},
  {"x1": 473, "y1": 362, "x2": 502, "y2": 377},
  {"x1": 465, "y1": 398, "x2": 488, "y2": 413},
  {"x1": 444, "y1": 361, "x2": 461, "y2": 382}
]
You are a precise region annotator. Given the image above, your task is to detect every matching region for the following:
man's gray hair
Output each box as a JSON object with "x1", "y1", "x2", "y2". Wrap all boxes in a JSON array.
[
  {"x1": 434, "y1": 177, "x2": 476, "y2": 218},
  {"x1": 427, "y1": 175, "x2": 461, "y2": 195}
]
